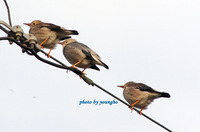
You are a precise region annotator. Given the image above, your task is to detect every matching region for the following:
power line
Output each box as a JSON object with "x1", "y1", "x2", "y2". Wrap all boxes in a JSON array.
[
  {"x1": 0, "y1": 1, "x2": 172, "y2": 132},
  {"x1": 0, "y1": 22, "x2": 172, "y2": 132}
]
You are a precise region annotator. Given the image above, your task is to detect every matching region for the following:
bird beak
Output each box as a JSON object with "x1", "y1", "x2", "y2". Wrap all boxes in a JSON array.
[
  {"x1": 23, "y1": 23, "x2": 31, "y2": 26},
  {"x1": 117, "y1": 85, "x2": 124, "y2": 88}
]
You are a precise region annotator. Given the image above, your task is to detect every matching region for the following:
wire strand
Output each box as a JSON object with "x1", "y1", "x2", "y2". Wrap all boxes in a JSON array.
[
  {"x1": 3, "y1": 0, "x2": 12, "y2": 26},
  {"x1": 0, "y1": 37, "x2": 172, "y2": 132}
]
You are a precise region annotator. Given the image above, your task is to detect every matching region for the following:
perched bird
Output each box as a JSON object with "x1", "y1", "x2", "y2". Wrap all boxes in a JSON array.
[
  {"x1": 118, "y1": 81, "x2": 170, "y2": 115},
  {"x1": 59, "y1": 39, "x2": 109, "y2": 73},
  {"x1": 24, "y1": 20, "x2": 79, "y2": 57}
]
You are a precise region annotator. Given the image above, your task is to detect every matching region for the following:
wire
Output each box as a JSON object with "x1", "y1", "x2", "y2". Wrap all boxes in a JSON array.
[
  {"x1": 0, "y1": 37, "x2": 172, "y2": 132},
  {"x1": 93, "y1": 82, "x2": 172, "y2": 132},
  {"x1": 3, "y1": 0, "x2": 12, "y2": 26},
  {"x1": 1, "y1": 1, "x2": 172, "y2": 132}
]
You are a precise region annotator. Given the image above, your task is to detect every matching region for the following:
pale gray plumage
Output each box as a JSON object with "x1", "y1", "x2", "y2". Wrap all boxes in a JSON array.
[
  {"x1": 118, "y1": 81, "x2": 170, "y2": 114},
  {"x1": 59, "y1": 39, "x2": 109, "y2": 71},
  {"x1": 24, "y1": 20, "x2": 78, "y2": 49}
]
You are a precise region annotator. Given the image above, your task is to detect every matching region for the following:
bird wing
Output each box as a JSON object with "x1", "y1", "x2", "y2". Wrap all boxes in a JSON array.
[
  {"x1": 69, "y1": 42, "x2": 106, "y2": 67},
  {"x1": 40, "y1": 23, "x2": 63, "y2": 32},
  {"x1": 135, "y1": 83, "x2": 158, "y2": 93},
  {"x1": 75, "y1": 43, "x2": 101, "y2": 61},
  {"x1": 82, "y1": 49, "x2": 93, "y2": 59},
  {"x1": 82, "y1": 48, "x2": 103, "y2": 65},
  {"x1": 40, "y1": 23, "x2": 78, "y2": 34}
]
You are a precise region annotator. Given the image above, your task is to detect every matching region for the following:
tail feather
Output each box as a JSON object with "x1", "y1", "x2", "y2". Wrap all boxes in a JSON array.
[
  {"x1": 90, "y1": 65, "x2": 100, "y2": 71},
  {"x1": 82, "y1": 49, "x2": 109, "y2": 70},
  {"x1": 160, "y1": 92, "x2": 170, "y2": 98},
  {"x1": 100, "y1": 60, "x2": 109, "y2": 69},
  {"x1": 66, "y1": 30, "x2": 79, "y2": 35}
]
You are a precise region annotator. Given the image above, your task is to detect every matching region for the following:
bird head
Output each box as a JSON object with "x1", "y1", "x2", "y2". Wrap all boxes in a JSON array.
[
  {"x1": 24, "y1": 20, "x2": 42, "y2": 28},
  {"x1": 118, "y1": 81, "x2": 136, "y2": 89},
  {"x1": 58, "y1": 39, "x2": 76, "y2": 47}
]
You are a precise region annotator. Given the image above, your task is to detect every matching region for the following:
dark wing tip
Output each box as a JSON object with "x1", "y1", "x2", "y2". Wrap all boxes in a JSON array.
[
  {"x1": 67, "y1": 30, "x2": 79, "y2": 35},
  {"x1": 90, "y1": 65, "x2": 100, "y2": 71},
  {"x1": 104, "y1": 64, "x2": 109, "y2": 69},
  {"x1": 160, "y1": 92, "x2": 171, "y2": 98},
  {"x1": 71, "y1": 30, "x2": 79, "y2": 35},
  {"x1": 100, "y1": 60, "x2": 109, "y2": 69}
]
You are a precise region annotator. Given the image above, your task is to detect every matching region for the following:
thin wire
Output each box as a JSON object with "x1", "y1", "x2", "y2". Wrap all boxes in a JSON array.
[
  {"x1": 93, "y1": 83, "x2": 172, "y2": 132},
  {"x1": 39, "y1": 50, "x2": 68, "y2": 67},
  {"x1": 0, "y1": 37, "x2": 172, "y2": 132},
  {"x1": 0, "y1": 37, "x2": 93, "y2": 85},
  {"x1": 3, "y1": 0, "x2": 12, "y2": 26},
  {"x1": 1, "y1": 1, "x2": 172, "y2": 131}
]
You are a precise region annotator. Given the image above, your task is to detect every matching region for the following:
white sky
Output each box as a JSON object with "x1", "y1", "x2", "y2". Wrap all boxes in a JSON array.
[{"x1": 0, "y1": 0, "x2": 200, "y2": 131}]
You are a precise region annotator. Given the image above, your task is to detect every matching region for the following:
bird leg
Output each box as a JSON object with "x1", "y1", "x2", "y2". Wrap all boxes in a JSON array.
[
  {"x1": 39, "y1": 37, "x2": 49, "y2": 49},
  {"x1": 47, "y1": 45, "x2": 54, "y2": 58},
  {"x1": 71, "y1": 61, "x2": 87, "y2": 78},
  {"x1": 71, "y1": 60, "x2": 86, "y2": 78},
  {"x1": 139, "y1": 107, "x2": 146, "y2": 115},
  {"x1": 81, "y1": 68, "x2": 87, "y2": 75},
  {"x1": 129, "y1": 100, "x2": 141, "y2": 112},
  {"x1": 71, "y1": 60, "x2": 82, "y2": 68}
]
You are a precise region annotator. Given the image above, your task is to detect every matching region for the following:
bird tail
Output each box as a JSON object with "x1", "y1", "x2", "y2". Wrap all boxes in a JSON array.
[
  {"x1": 100, "y1": 60, "x2": 109, "y2": 69},
  {"x1": 90, "y1": 65, "x2": 100, "y2": 71},
  {"x1": 82, "y1": 49, "x2": 109, "y2": 70},
  {"x1": 65, "y1": 30, "x2": 79, "y2": 35},
  {"x1": 159, "y1": 92, "x2": 170, "y2": 98}
]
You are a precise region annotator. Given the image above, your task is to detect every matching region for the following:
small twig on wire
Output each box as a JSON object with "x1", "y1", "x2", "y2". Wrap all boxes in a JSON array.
[{"x1": 3, "y1": 0, "x2": 12, "y2": 26}]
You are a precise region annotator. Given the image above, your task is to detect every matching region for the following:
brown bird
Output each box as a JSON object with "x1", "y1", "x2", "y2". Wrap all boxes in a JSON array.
[
  {"x1": 118, "y1": 81, "x2": 170, "y2": 115},
  {"x1": 59, "y1": 38, "x2": 109, "y2": 73},
  {"x1": 24, "y1": 20, "x2": 79, "y2": 57}
]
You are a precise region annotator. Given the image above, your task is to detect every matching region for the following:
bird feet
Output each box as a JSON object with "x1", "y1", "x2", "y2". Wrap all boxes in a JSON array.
[
  {"x1": 129, "y1": 100, "x2": 141, "y2": 113},
  {"x1": 46, "y1": 48, "x2": 53, "y2": 58},
  {"x1": 71, "y1": 61, "x2": 82, "y2": 68},
  {"x1": 81, "y1": 68, "x2": 87, "y2": 75},
  {"x1": 138, "y1": 107, "x2": 145, "y2": 115},
  {"x1": 39, "y1": 37, "x2": 49, "y2": 49}
]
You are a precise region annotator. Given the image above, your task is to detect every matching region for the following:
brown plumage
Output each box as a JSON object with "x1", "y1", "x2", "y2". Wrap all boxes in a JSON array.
[
  {"x1": 24, "y1": 20, "x2": 79, "y2": 56},
  {"x1": 59, "y1": 39, "x2": 109, "y2": 73},
  {"x1": 118, "y1": 81, "x2": 170, "y2": 114}
]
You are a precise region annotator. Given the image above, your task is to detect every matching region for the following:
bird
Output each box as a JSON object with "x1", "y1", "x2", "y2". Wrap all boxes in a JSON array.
[
  {"x1": 59, "y1": 38, "x2": 109, "y2": 73},
  {"x1": 118, "y1": 81, "x2": 170, "y2": 115},
  {"x1": 24, "y1": 20, "x2": 79, "y2": 57}
]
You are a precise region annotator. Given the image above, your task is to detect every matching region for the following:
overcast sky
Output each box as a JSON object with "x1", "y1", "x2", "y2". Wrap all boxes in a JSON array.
[{"x1": 0, "y1": 0, "x2": 200, "y2": 132}]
